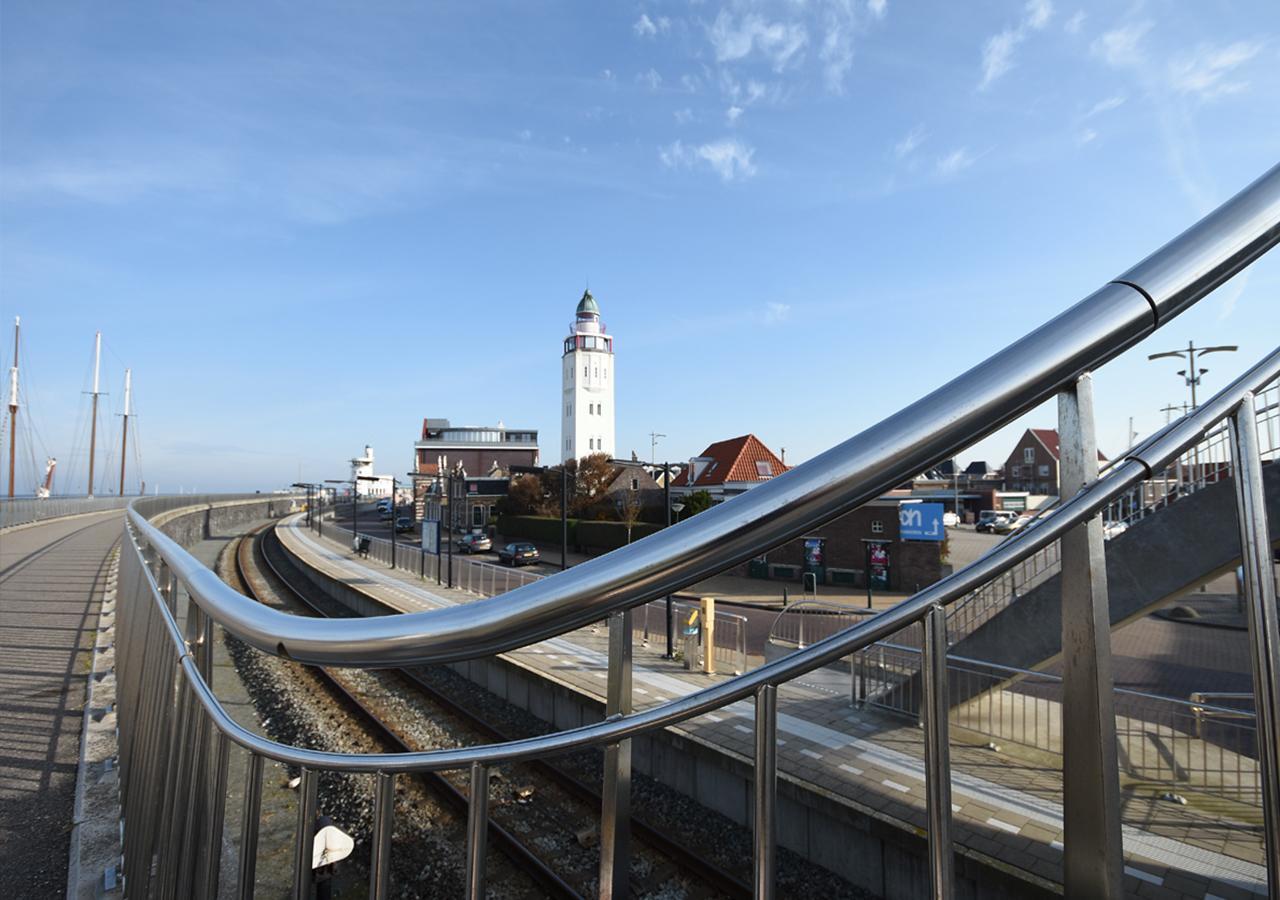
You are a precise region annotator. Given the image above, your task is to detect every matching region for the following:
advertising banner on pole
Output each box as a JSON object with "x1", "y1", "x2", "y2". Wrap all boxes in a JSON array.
[
  {"x1": 899, "y1": 501, "x2": 945, "y2": 541},
  {"x1": 422, "y1": 519, "x2": 440, "y2": 555}
]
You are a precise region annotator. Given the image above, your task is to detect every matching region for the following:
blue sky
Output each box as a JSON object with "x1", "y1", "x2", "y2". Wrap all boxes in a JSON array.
[{"x1": 2, "y1": 1, "x2": 1277, "y2": 494}]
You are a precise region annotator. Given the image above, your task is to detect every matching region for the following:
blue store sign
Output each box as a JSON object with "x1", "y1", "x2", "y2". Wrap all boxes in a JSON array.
[{"x1": 899, "y1": 502, "x2": 945, "y2": 541}]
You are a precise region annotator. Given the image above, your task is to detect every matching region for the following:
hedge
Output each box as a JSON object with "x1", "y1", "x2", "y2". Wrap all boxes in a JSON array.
[
  {"x1": 497, "y1": 515, "x2": 578, "y2": 543},
  {"x1": 576, "y1": 520, "x2": 664, "y2": 551},
  {"x1": 497, "y1": 515, "x2": 665, "y2": 551}
]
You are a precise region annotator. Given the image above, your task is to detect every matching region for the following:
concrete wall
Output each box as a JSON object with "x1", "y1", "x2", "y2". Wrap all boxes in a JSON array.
[
  {"x1": 954, "y1": 463, "x2": 1280, "y2": 677},
  {"x1": 139, "y1": 496, "x2": 301, "y2": 549},
  {"x1": 278, "y1": 527, "x2": 1050, "y2": 900}
]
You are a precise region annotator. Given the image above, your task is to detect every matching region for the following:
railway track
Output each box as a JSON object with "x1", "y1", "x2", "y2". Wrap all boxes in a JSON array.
[{"x1": 236, "y1": 523, "x2": 752, "y2": 899}]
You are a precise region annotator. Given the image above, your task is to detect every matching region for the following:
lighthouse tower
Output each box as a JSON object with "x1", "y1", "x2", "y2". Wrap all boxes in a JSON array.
[{"x1": 561, "y1": 290, "x2": 615, "y2": 462}]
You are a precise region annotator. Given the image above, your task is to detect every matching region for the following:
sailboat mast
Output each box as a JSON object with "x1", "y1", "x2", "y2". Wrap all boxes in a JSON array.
[
  {"x1": 119, "y1": 368, "x2": 131, "y2": 495},
  {"x1": 7, "y1": 317, "x2": 18, "y2": 498},
  {"x1": 88, "y1": 331, "x2": 101, "y2": 498}
]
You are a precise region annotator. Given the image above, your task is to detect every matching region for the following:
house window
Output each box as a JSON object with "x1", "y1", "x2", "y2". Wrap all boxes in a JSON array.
[
  {"x1": 1023, "y1": 448, "x2": 1035, "y2": 464},
  {"x1": 1010, "y1": 465, "x2": 1021, "y2": 477},
  {"x1": 871, "y1": 520, "x2": 884, "y2": 534},
  {"x1": 755, "y1": 460, "x2": 773, "y2": 477},
  {"x1": 630, "y1": 478, "x2": 639, "y2": 491},
  {"x1": 1038, "y1": 464, "x2": 1050, "y2": 477},
  {"x1": 472, "y1": 505, "x2": 483, "y2": 526}
]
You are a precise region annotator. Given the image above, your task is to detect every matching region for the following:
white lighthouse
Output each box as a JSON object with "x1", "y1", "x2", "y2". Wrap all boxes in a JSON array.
[{"x1": 561, "y1": 289, "x2": 615, "y2": 462}]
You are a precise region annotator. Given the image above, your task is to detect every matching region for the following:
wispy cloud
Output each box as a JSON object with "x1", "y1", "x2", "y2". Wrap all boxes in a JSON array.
[
  {"x1": 762, "y1": 301, "x2": 791, "y2": 324},
  {"x1": 660, "y1": 138, "x2": 758, "y2": 182},
  {"x1": 708, "y1": 11, "x2": 808, "y2": 72},
  {"x1": 936, "y1": 147, "x2": 975, "y2": 177},
  {"x1": 978, "y1": 0, "x2": 1054, "y2": 90},
  {"x1": 637, "y1": 68, "x2": 663, "y2": 90},
  {"x1": 1091, "y1": 21, "x2": 1152, "y2": 68},
  {"x1": 1168, "y1": 41, "x2": 1264, "y2": 99},
  {"x1": 893, "y1": 124, "x2": 926, "y2": 158},
  {"x1": 868, "y1": 0, "x2": 887, "y2": 20},
  {"x1": 1085, "y1": 95, "x2": 1125, "y2": 117},
  {"x1": 674, "y1": 107, "x2": 694, "y2": 124},
  {"x1": 1064, "y1": 10, "x2": 1085, "y2": 35},
  {"x1": 1077, "y1": 128, "x2": 1097, "y2": 145},
  {"x1": 727, "y1": 105, "x2": 744, "y2": 124},
  {"x1": 633, "y1": 13, "x2": 671, "y2": 39}
]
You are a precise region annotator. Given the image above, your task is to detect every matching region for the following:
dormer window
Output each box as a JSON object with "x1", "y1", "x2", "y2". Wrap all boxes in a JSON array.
[{"x1": 756, "y1": 460, "x2": 773, "y2": 478}]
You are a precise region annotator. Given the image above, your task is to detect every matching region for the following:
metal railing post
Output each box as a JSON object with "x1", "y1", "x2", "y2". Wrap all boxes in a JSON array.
[
  {"x1": 599, "y1": 609, "x2": 633, "y2": 899},
  {"x1": 370, "y1": 772, "x2": 395, "y2": 900},
  {"x1": 200, "y1": 731, "x2": 231, "y2": 900},
  {"x1": 465, "y1": 762, "x2": 489, "y2": 900},
  {"x1": 1228, "y1": 393, "x2": 1280, "y2": 887},
  {"x1": 753, "y1": 683, "x2": 777, "y2": 900},
  {"x1": 238, "y1": 754, "x2": 264, "y2": 900},
  {"x1": 922, "y1": 604, "x2": 954, "y2": 899},
  {"x1": 1057, "y1": 373, "x2": 1124, "y2": 897},
  {"x1": 292, "y1": 768, "x2": 318, "y2": 900}
]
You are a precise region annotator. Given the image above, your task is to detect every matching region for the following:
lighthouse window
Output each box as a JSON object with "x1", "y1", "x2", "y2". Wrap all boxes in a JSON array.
[{"x1": 584, "y1": 365, "x2": 588, "y2": 377}]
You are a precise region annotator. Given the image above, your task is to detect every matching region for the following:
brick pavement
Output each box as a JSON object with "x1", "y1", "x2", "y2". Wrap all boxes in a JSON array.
[{"x1": 278, "y1": 515, "x2": 1270, "y2": 899}]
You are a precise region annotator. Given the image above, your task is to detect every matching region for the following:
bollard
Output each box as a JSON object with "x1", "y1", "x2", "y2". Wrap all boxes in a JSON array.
[{"x1": 701, "y1": 597, "x2": 716, "y2": 675}]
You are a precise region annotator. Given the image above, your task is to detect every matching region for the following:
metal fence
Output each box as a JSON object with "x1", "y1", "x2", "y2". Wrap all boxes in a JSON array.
[
  {"x1": 848, "y1": 641, "x2": 1264, "y2": 806},
  {"x1": 1, "y1": 495, "x2": 137, "y2": 528},
  {"x1": 110, "y1": 166, "x2": 1280, "y2": 900}
]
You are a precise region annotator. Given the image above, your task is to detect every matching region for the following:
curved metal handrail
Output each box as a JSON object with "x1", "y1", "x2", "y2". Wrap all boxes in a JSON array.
[
  {"x1": 133, "y1": 345, "x2": 1280, "y2": 772},
  {"x1": 127, "y1": 163, "x2": 1280, "y2": 667}
]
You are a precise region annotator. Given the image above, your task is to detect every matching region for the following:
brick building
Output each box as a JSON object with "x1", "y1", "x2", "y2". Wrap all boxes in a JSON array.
[
  {"x1": 413, "y1": 418, "x2": 539, "y2": 520},
  {"x1": 1002, "y1": 428, "x2": 1107, "y2": 496},
  {"x1": 669, "y1": 434, "x2": 789, "y2": 501}
]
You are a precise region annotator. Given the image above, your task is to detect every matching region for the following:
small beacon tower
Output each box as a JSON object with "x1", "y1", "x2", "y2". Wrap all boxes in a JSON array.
[{"x1": 561, "y1": 289, "x2": 615, "y2": 462}]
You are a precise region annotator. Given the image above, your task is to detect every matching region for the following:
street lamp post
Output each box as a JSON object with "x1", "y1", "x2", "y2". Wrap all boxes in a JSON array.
[
  {"x1": 663, "y1": 462, "x2": 672, "y2": 658},
  {"x1": 1148, "y1": 341, "x2": 1238, "y2": 411},
  {"x1": 323, "y1": 479, "x2": 350, "y2": 542}
]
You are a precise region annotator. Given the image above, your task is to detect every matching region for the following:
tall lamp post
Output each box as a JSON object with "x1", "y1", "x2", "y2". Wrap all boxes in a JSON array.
[
  {"x1": 1147, "y1": 341, "x2": 1238, "y2": 411},
  {"x1": 359, "y1": 474, "x2": 397, "y2": 569},
  {"x1": 325, "y1": 478, "x2": 358, "y2": 544}
]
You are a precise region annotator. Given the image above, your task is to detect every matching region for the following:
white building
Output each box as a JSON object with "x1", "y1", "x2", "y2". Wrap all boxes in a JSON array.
[
  {"x1": 561, "y1": 289, "x2": 615, "y2": 461},
  {"x1": 349, "y1": 445, "x2": 395, "y2": 498}
]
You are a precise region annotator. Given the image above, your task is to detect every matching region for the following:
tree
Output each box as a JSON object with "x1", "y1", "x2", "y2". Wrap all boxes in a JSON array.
[
  {"x1": 497, "y1": 474, "x2": 542, "y2": 517},
  {"x1": 682, "y1": 489, "x2": 714, "y2": 518},
  {"x1": 618, "y1": 488, "x2": 642, "y2": 543},
  {"x1": 571, "y1": 453, "x2": 615, "y2": 519}
]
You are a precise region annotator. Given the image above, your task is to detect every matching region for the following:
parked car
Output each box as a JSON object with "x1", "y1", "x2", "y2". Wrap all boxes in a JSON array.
[
  {"x1": 378, "y1": 506, "x2": 394, "y2": 520},
  {"x1": 376, "y1": 498, "x2": 392, "y2": 511},
  {"x1": 498, "y1": 542, "x2": 540, "y2": 566},
  {"x1": 394, "y1": 517, "x2": 415, "y2": 533},
  {"x1": 975, "y1": 510, "x2": 1002, "y2": 533},
  {"x1": 942, "y1": 511, "x2": 960, "y2": 527},
  {"x1": 457, "y1": 533, "x2": 492, "y2": 553},
  {"x1": 992, "y1": 515, "x2": 1026, "y2": 535}
]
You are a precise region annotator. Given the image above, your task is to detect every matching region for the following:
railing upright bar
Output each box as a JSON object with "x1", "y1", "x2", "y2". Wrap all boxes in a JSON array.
[
  {"x1": 753, "y1": 683, "x2": 777, "y2": 900},
  {"x1": 922, "y1": 603, "x2": 955, "y2": 900},
  {"x1": 292, "y1": 767, "x2": 318, "y2": 900},
  {"x1": 465, "y1": 762, "x2": 489, "y2": 900},
  {"x1": 599, "y1": 608, "x2": 633, "y2": 899},
  {"x1": 1057, "y1": 373, "x2": 1124, "y2": 898},
  {"x1": 370, "y1": 772, "x2": 395, "y2": 900},
  {"x1": 201, "y1": 731, "x2": 231, "y2": 900},
  {"x1": 238, "y1": 753, "x2": 265, "y2": 900},
  {"x1": 1228, "y1": 393, "x2": 1280, "y2": 888}
]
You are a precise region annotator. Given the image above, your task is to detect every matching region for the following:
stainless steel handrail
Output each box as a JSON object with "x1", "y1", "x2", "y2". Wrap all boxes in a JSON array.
[
  {"x1": 125, "y1": 163, "x2": 1280, "y2": 667},
  {"x1": 132, "y1": 344, "x2": 1280, "y2": 773}
]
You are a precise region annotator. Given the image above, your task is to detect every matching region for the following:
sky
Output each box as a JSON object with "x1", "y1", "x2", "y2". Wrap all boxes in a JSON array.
[{"x1": 2, "y1": 0, "x2": 1278, "y2": 494}]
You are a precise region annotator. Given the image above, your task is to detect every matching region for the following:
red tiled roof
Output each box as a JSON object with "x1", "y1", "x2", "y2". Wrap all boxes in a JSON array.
[
  {"x1": 671, "y1": 434, "x2": 790, "y2": 487},
  {"x1": 1029, "y1": 428, "x2": 1107, "y2": 461}
]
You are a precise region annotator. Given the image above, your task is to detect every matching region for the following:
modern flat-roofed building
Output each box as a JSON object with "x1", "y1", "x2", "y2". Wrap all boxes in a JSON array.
[{"x1": 413, "y1": 418, "x2": 539, "y2": 520}]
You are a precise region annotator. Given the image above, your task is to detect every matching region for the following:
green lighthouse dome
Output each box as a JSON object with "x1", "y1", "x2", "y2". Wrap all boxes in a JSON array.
[{"x1": 576, "y1": 289, "x2": 600, "y2": 316}]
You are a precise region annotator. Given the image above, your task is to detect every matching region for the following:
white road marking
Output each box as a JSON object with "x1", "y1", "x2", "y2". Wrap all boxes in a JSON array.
[{"x1": 986, "y1": 818, "x2": 1021, "y2": 835}]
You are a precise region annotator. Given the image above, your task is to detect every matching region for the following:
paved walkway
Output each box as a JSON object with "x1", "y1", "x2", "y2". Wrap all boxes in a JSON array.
[
  {"x1": 0, "y1": 512, "x2": 123, "y2": 899},
  {"x1": 279, "y1": 516, "x2": 1270, "y2": 899}
]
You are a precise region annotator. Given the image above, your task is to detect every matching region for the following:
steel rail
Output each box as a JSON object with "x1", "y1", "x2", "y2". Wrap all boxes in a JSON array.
[
  {"x1": 126, "y1": 163, "x2": 1280, "y2": 667},
  {"x1": 235, "y1": 529, "x2": 585, "y2": 900},
  {"x1": 135, "y1": 343, "x2": 1280, "y2": 776},
  {"x1": 256, "y1": 525, "x2": 755, "y2": 900}
]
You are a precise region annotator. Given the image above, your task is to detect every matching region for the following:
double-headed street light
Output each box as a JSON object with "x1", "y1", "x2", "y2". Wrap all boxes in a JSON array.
[{"x1": 1148, "y1": 341, "x2": 1238, "y2": 410}]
